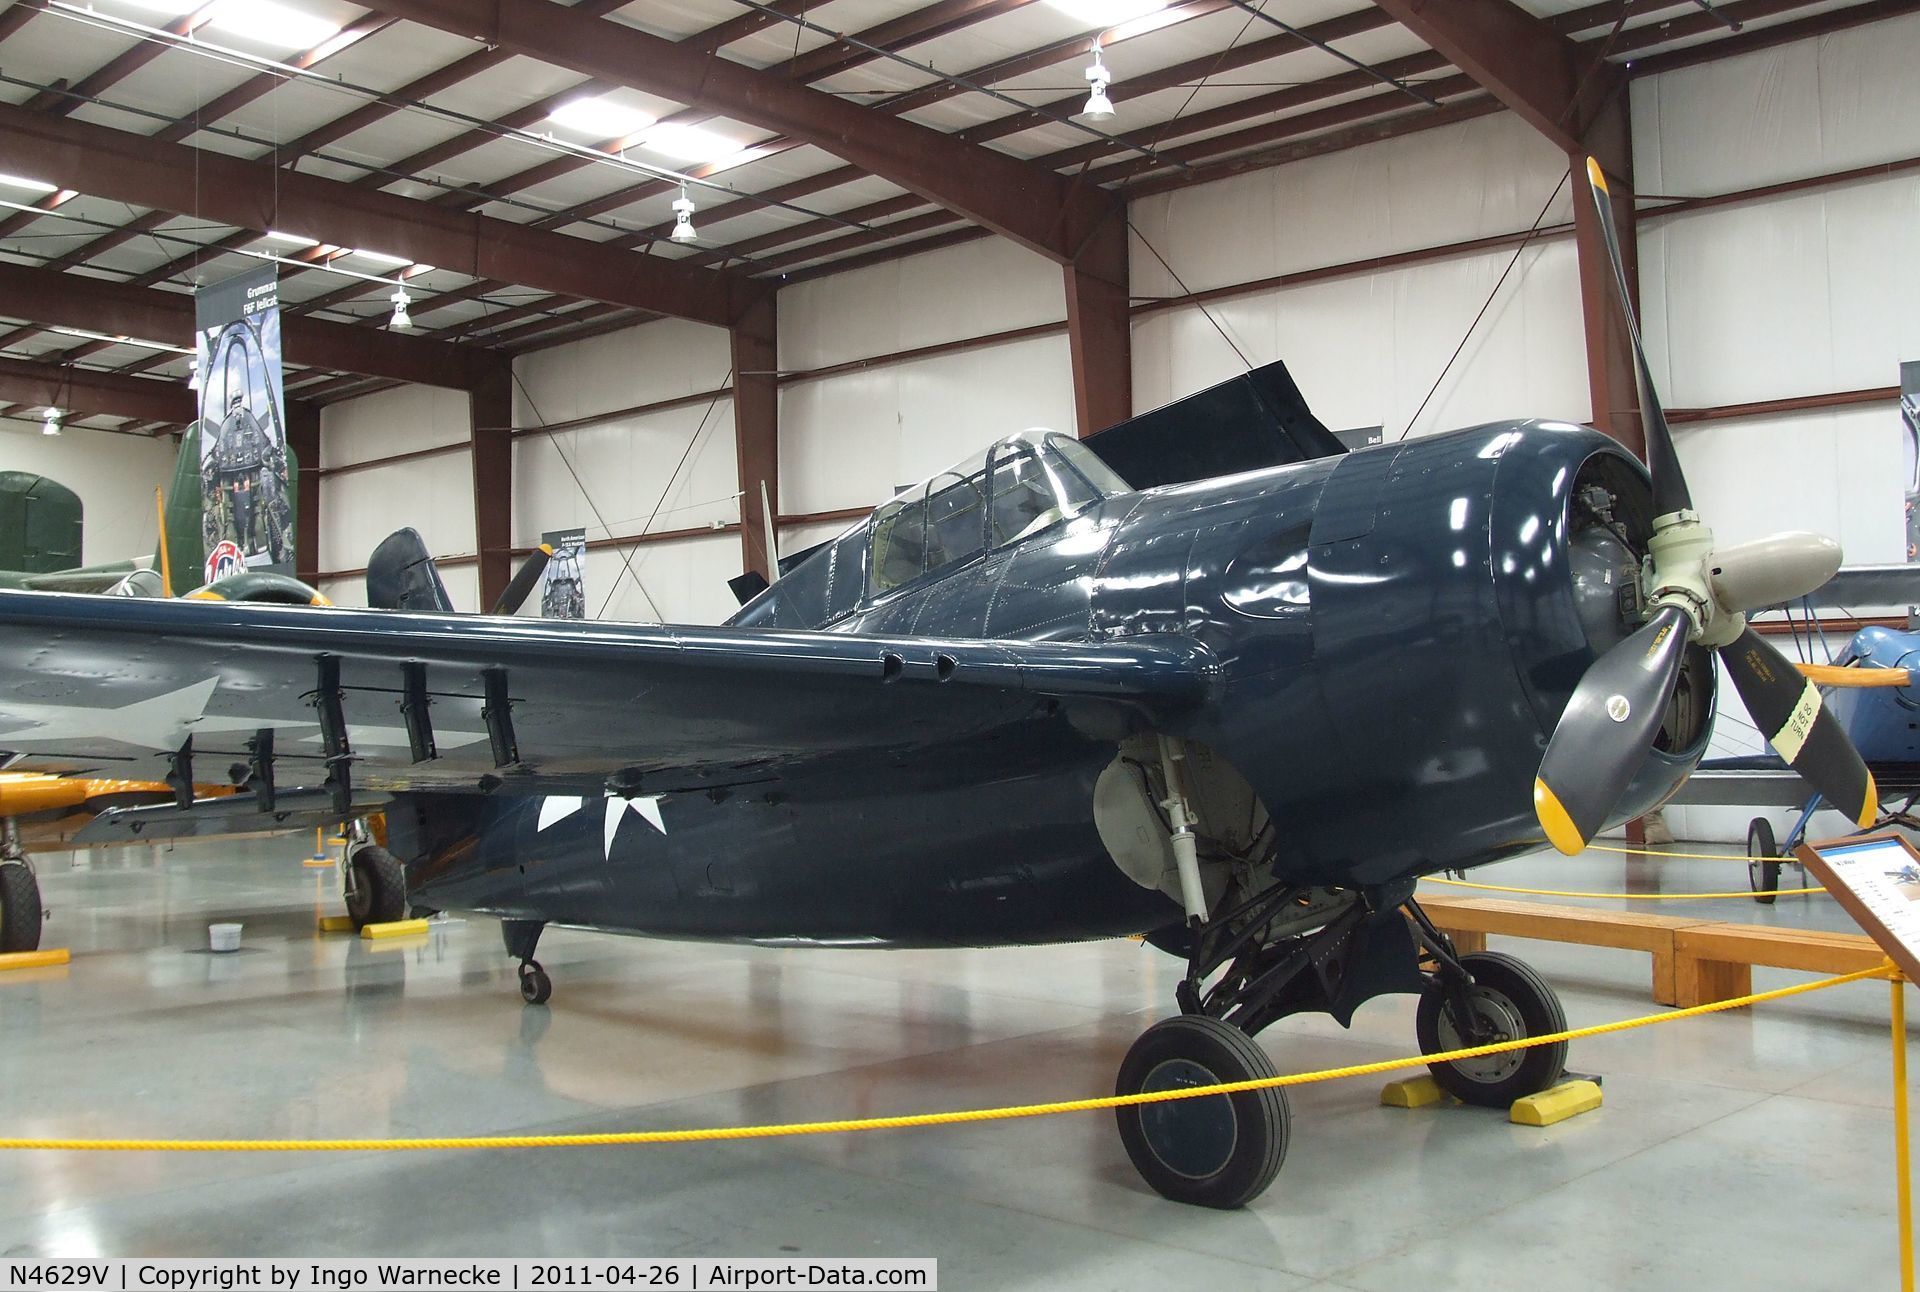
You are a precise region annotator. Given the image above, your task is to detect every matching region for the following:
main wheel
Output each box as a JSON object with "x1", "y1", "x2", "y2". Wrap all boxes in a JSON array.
[
  {"x1": 0, "y1": 861, "x2": 41, "y2": 954},
  {"x1": 519, "y1": 961, "x2": 552, "y2": 1006},
  {"x1": 1417, "y1": 952, "x2": 1567, "y2": 1107},
  {"x1": 344, "y1": 845, "x2": 407, "y2": 930},
  {"x1": 1114, "y1": 1015, "x2": 1289, "y2": 1209},
  {"x1": 1747, "y1": 817, "x2": 1781, "y2": 905}
]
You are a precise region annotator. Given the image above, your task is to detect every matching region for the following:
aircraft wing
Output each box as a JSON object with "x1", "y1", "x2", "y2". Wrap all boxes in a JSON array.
[
  {"x1": 72, "y1": 788, "x2": 393, "y2": 845},
  {"x1": 1665, "y1": 757, "x2": 1920, "y2": 809},
  {"x1": 0, "y1": 590, "x2": 1219, "y2": 794}
]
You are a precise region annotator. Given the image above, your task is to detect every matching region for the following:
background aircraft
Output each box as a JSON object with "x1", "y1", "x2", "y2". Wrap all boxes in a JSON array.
[{"x1": 0, "y1": 163, "x2": 1877, "y2": 1209}]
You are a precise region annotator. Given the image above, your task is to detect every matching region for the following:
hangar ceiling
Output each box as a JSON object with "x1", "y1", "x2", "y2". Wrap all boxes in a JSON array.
[{"x1": 0, "y1": 0, "x2": 1895, "y2": 435}]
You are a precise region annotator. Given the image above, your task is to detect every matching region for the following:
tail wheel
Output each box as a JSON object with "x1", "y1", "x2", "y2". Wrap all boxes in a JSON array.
[
  {"x1": 1417, "y1": 951, "x2": 1568, "y2": 1107},
  {"x1": 1747, "y1": 817, "x2": 1781, "y2": 905},
  {"x1": 1115, "y1": 1015, "x2": 1290, "y2": 1209},
  {"x1": 344, "y1": 845, "x2": 407, "y2": 930},
  {"x1": 0, "y1": 861, "x2": 41, "y2": 954}
]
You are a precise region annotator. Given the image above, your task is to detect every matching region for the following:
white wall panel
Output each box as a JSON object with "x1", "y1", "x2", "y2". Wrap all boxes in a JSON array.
[
  {"x1": 320, "y1": 383, "x2": 470, "y2": 468},
  {"x1": 319, "y1": 453, "x2": 476, "y2": 603},
  {"x1": 779, "y1": 333, "x2": 1076, "y2": 514},
  {"x1": 1, "y1": 424, "x2": 178, "y2": 564},
  {"x1": 1129, "y1": 112, "x2": 1572, "y2": 300},
  {"x1": 582, "y1": 534, "x2": 740, "y2": 626},
  {"x1": 512, "y1": 400, "x2": 740, "y2": 546},
  {"x1": 1634, "y1": 11, "x2": 1920, "y2": 196},
  {"x1": 512, "y1": 318, "x2": 732, "y2": 425},
  {"x1": 779, "y1": 237, "x2": 1066, "y2": 372},
  {"x1": 1132, "y1": 240, "x2": 1588, "y2": 436}
]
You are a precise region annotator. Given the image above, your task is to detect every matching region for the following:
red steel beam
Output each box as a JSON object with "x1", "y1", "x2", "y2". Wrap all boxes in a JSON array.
[
  {"x1": 0, "y1": 102, "x2": 762, "y2": 327},
  {"x1": 0, "y1": 259, "x2": 496, "y2": 389},
  {"x1": 0, "y1": 354, "x2": 193, "y2": 424},
  {"x1": 730, "y1": 294, "x2": 779, "y2": 581},
  {"x1": 373, "y1": 0, "x2": 1118, "y2": 264},
  {"x1": 469, "y1": 365, "x2": 514, "y2": 609}
]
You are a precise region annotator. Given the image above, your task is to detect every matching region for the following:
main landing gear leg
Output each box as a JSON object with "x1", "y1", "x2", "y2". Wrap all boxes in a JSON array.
[
  {"x1": 1405, "y1": 897, "x2": 1568, "y2": 1105},
  {"x1": 502, "y1": 919, "x2": 550, "y2": 1005},
  {"x1": 0, "y1": 817, "x2": 42, "y2": 954},
  {"x1": 341, "y1": 825, "x2": 407, "y2": 931}
]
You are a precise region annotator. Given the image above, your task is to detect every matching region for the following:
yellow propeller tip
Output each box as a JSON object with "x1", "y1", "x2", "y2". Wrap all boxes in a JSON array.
[
  {"x1": 538, "y1": 543, "x2": 554, "y2": 556},
  {"x1": 1534, "y1": 778, "x2": 1587, "y2": 856},
  {"x1": 1585, "y1": 156, "x2": 1609, "y2": 194},
  {"x1": 1858, "y1": 771, "x2": 1880, "y2": 829}
]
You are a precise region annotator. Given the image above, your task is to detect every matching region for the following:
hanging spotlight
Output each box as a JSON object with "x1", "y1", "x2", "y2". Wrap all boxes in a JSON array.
[
  {"x1": 388, "y1": 286, "x2": 413, "y2": 331},
  {"x1": 41, "y1": 406, "x2": 61, "y2": 436},
  {"x1": 670, "y1": 184, "x2": 698, "y2": 243},
  {"x1": 1083, "y1": 37, "x2": 1115, "y2": 121}
]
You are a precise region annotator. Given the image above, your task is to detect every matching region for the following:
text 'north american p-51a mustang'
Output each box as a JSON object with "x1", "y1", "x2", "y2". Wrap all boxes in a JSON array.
[{"x1": 0, "y1": 162, "x2": 1877, "y2": 1207}]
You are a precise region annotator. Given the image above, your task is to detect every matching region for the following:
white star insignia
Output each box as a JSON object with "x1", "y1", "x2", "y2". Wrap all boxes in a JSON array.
[
  {"x1": 602, "y1": 793, "x2": 666, "y2": 858},
  {"x1": 0, "y1": 678, "x2": 312, "y2": 751}
]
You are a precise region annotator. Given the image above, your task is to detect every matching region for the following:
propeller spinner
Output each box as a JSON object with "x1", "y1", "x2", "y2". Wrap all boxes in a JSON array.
[{"x1": 1531, "y1": 159, "x2": 1876, "y2": 854}]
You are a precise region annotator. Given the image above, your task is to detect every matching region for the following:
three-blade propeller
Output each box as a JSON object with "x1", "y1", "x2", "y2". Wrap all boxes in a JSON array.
[{"x1": 1531, "y1": 159, "x2": 1877, "y2": 854}]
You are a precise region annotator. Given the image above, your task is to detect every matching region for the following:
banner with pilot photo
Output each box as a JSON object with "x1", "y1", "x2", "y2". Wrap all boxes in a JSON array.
[
  {"x1": 194, "y1": 264, "x2": 291, "y2": 583},
  {"x1": 540, "y1": 527, "x2": 587, "y2": 619}
]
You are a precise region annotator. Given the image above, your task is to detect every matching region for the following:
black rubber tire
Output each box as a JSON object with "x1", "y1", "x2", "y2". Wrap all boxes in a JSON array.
[
  {"x1": 0, "y1": 861, "x2": 41, "y2": 954},
  {"x1": 1747, "y1": 817, "x2": 1781, "y2": 905},
  {"x1": 1115, "y1": 1015, "x2": 1289, "y2": 1209},
  {"x1": 1417, "y1": 951, "x2": 1568, "y2": 1108},
  {"x1": 519, "y1": 962, "x2": 552, "y2": 1006},
  {"x1": 344, "y1": 845, "x2": 407, "y2": 930}
]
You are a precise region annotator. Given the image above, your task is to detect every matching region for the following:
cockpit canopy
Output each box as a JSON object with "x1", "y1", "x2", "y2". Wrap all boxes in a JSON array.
[{"x1": 869, "y1": 430, "x2": 1133, "y2": 595}]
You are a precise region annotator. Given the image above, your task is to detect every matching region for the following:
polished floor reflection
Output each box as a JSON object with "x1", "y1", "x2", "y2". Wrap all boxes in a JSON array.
[{"x1": 0, "y1": 836, "x2": 1910, "y2": 1289}]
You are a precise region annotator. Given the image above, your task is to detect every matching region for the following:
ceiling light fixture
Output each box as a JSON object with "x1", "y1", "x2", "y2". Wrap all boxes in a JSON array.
[
  {"x1": 388, "y1": 287, "x2": 413, "y2": 331},
  {"x1": 548, "y1": 94, "x2": 654, "y2": 139},
  {"x1": 1083, "y1": 37, "x2": 1115, "y2": 121},
  {"x1": 349, "y1": 248, "x2": 410, "y2": 268},
  {"x1": 670, "y1": 185, "x2": 697, "y2": 243},
  {"x1": 261, "y1": 230, "x2": 318, "y2": 248},
  {"x1": 0, "y1": 173, "x2": 57, "y2": 193},
  {"x1": 41, "y1": 407, "x2": 61, "y2": 436}
]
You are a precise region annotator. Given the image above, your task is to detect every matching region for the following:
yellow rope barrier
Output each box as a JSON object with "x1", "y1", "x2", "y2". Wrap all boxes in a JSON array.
[
  {"x1": 1423, "y1": 877, "x2": 1827, "y2": 899},
  {"x1": 1586, "y1": 843, "x2": 1800, "y2": 862},
  {"x1": 0, "y1": 962, "x2": 1890, "y2": 1154}
]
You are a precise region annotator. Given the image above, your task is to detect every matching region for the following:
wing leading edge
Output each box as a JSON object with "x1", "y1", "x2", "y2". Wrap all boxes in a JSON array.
[{"x1": 0, "y1": 591, "x2": 1219, "y2": 795}]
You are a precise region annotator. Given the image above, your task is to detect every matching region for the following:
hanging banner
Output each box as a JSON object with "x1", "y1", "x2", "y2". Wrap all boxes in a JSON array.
[
  {"x1": 195, "y1": 265, "x2": 291, "y2": 582},
  {"x1": 540, "y1": 527, "x2": 587, "y2": 619}
]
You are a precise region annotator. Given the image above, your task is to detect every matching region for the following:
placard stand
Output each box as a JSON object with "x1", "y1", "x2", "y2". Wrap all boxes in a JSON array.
[{"x1": 1796, "y1": 832, "x2": 1920, "y2": 1292}]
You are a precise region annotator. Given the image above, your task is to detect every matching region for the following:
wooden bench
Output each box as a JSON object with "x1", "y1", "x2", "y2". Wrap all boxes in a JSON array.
[
  {"x1": 1418, "y1": 895, "x2": 1713, "y2": 1006},
  {"x1": 1670, "y1": 923, "x2": 1885, "y2": 1008}
]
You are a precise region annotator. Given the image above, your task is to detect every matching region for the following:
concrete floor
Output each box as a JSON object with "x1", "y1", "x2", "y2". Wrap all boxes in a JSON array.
[{"x1": 1, "y1": 834, "x2": 1912, "y2": 1289}]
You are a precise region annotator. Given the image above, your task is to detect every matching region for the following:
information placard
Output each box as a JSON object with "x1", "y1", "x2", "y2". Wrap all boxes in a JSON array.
[{"x1": 1796, "y1": 831, "x2": 1920, "y2": 980}]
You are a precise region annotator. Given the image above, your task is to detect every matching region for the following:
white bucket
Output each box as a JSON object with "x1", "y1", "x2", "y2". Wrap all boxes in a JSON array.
[{"x1": 208, "y1": 923, "x2": 243, "y2": 953}]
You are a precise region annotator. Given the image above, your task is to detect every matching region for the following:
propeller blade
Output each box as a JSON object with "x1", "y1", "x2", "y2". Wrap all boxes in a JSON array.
[
  {"x1": 1718, "y1": 626, "x2": 1879, "y2": 829},
  {"x1": 1535, "y1": 603, "x2": 1695, "y2": 855},
  {"x1": 490, "y1": 544, "x2": 553, "y2": 616},
  {"x1": 1584, "y1": 156, "x2": 1691, "y2": 517}
]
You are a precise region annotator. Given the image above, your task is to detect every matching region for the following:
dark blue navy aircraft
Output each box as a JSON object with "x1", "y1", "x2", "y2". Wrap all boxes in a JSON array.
[{"x1": 0, "y1": 163, "x2": 1880, "y2": 1207}]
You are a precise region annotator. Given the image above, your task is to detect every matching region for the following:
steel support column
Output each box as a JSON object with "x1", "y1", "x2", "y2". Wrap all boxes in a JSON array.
[
  {"x1": 1063, "y1": 212, "x2": 1132, "y2": 438},
  {"x1": 730, "y1": 294, "x2": 780, "y2": 581},
  {"x1": 470, "y1": 366, "x2": 514, "y2": 610},
  {"x1": 287, "y1": 401, "x2": 322, "y2": 587}
]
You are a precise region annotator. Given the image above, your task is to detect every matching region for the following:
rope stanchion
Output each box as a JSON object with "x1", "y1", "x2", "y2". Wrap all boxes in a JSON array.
[
  {"x1": 0, "y1": 962, "x2": 1891, "y2": 1154},
  {"x1": 1423, "y1": 877, "x2": 1826, "y2": 900}
]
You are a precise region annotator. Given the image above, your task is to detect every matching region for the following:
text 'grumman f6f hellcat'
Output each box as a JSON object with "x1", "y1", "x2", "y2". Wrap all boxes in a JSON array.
[{"x1": 0, "y1": 162, "x2": 1880, "y2": 1207}]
